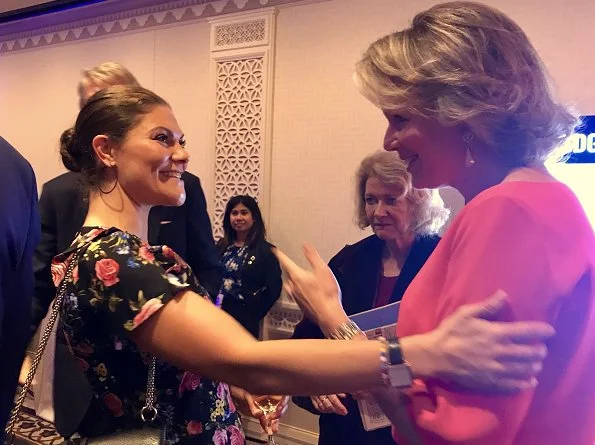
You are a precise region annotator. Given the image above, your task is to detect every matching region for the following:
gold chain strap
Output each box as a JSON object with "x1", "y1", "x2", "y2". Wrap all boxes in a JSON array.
[
  {"x1": 4, "y1": 251, "x2": 78, "y2": 441},
  {"x1": 4, "y1": 247, "x2": 159, "y2": 443}
]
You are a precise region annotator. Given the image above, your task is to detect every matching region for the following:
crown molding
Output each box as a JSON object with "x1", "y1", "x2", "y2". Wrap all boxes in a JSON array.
[{"x1": 0, "y1": 0, "x2": 309, "y2": 54}]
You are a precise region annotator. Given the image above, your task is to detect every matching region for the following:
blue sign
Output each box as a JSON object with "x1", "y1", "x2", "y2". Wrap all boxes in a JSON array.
[{"x1": 566, "y1": 115, "x2": 595, "y2": 164}]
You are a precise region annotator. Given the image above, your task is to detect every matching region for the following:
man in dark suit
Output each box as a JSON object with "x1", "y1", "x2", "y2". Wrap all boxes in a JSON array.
[{"x1": 0, "y1": 137, "x2": 39, "y2": 435}]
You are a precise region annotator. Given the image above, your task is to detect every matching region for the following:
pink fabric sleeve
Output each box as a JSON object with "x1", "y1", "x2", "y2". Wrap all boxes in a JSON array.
[{"x1": 407, "y1": 196, "x2": 566, "y2": 445}]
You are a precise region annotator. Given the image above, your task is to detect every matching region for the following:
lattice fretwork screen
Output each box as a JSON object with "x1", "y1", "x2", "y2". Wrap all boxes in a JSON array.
[
  {"x1": 214, "y1": 19, "x2": 266, "y2": 47},
  {"x1": 212, "y1": 56, "x2": 264, "y2": 239}
]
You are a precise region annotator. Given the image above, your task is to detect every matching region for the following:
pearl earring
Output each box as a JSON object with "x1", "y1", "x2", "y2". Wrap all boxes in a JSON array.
[{"x1": 463, "y1": 132, "x2": 475, "y2": 167}]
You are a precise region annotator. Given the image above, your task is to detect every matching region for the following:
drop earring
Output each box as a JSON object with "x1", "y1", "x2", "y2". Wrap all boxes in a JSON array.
[
  {"x1": 463, "y1": 132, "x2": 475, "y2": 167},
  {"x1": 99, "y1": 164, "x2": 118, "y2": 194}
]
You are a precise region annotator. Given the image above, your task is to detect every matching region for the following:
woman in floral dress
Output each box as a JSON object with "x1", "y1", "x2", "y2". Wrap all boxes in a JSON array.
[
  {"x1": 53, "y1": 228, "x2": 244, "y2": 444},
  {"x1": 52, "y1": 86, "x2": 245, "y2": 444}
]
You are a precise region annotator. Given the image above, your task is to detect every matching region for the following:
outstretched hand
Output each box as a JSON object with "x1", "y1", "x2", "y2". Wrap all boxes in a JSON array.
[
  {"x1": 274, "y1": 245, "x2": 346, "y2": 329},
  {"x1": 426, "y1": 290, "x2": 555, "y2": 392}
]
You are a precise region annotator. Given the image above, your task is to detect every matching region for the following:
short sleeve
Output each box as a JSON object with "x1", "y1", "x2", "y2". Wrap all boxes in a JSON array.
[
  {"x1": 405, "y1": 195, "x2": 583, "y2": 444},
  {"x1": 76, "y1": 231, "x2": 191, "y2": 335}
]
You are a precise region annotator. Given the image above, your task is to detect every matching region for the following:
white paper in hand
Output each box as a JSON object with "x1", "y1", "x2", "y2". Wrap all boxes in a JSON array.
[
  {"x1": 349, "y1": 302, "x2": 400, "y2": 431},
  {"x1": 358, "y1": 397, "x2": 393, "y2": 431}
]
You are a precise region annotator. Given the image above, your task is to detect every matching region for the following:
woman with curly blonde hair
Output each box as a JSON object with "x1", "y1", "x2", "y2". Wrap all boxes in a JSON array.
[
  {"x1": 292, "y1": 150, "x2": 448, "y2": 445},
  {"x1": 279, "y1": 2, "x2": 595, "y2": 445}
]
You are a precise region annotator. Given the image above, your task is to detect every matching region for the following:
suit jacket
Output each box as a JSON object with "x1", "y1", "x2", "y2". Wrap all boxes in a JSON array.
[
  {"x1": 30, "y1": 170, "x2": 222, "y2": 338},
  {"x1": 291, "y1": 234, "x2": 440, "y2": 445},
  {"x1": 0, "y1": 138, "x2": 39, "y2": 436},
  {"x1": 220, "y1": 240, "x2": 282, "y2": 338}
]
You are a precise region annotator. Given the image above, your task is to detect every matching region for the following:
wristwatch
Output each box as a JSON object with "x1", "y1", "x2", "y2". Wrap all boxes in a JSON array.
[{"x1": 386, "y1": 339, "x2": 413, "y2": 388}]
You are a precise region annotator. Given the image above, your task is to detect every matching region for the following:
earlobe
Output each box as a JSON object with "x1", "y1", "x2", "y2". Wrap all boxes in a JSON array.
[{"x1": 92, "y1": 134, "x2": 116, "y2": 168}]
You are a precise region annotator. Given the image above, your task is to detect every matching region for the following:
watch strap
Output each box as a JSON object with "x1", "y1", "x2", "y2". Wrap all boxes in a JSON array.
[{"x1": 386, "y1": 338, "x2": 412, "y2": 388}]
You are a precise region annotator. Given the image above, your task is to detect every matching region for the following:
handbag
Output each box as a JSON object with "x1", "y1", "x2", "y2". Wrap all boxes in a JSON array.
[{"x1": 4, "y1": 250, "x2": 166, "y2": 445}]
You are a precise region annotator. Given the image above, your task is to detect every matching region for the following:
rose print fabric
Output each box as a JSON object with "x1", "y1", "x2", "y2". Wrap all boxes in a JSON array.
[{"x1": 52, "y1": 227, "x2": 243, "y2": 445}]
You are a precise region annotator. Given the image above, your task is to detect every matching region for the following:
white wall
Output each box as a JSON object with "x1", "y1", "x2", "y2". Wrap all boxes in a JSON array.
[{"x1": 0, "y1": 30, "x2": 158, "y2": 187}]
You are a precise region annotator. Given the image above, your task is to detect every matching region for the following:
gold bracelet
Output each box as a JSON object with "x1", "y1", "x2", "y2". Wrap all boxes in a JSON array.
[{"x1": 325, "y1": 320, "x2": 363, "y2": 340}]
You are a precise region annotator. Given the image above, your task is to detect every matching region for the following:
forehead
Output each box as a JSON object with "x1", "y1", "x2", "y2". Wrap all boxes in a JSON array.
[
  {"x1": 365, "y1": 176, "x2": 404, "y2": 196},
  {"x1": 133, "y1": 105, "x2": 181, "y2": 134},
  {"x1": 232, "y1": 203, "x2": 250, "y2": 212},
  {"x1": 383, "y1": 108, "x2": 414, "y2": 118}
]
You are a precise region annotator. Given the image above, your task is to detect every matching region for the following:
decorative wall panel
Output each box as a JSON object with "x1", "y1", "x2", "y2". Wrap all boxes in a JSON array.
[
  {"x1": 212, "y1": 56, "x2": 265, "y2": 239},
  {"x1": 214, "y1": 19, "x2": 266, "y2": 48},
  {"x1": 209, "y1": 9, "x2": 275, "y2": 239},
  {"x1": 208, "y1": 10, "x2": 298, "y2": 342}
]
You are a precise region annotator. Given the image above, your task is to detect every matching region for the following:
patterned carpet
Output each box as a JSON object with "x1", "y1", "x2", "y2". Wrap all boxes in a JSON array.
[{"x1": 8, "y1": 407, "x2": 62, "y2": 445}]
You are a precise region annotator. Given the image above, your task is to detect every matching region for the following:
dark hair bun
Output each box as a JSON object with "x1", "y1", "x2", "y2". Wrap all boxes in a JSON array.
[
  {"x1": 58, "y1": 86, "x2": 168, "y2": 188},
  {"x1": 59, "y1": 127, "x2": 82, "y2": 172}
]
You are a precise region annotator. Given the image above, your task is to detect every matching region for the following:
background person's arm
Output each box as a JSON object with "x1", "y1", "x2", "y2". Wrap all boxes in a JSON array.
[{"x1": 291, "y1": 250, "x2": 349, "y2": 415}]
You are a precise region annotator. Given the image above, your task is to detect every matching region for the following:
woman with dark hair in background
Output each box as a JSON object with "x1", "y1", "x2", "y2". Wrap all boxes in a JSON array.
[{"x1": 216, "y1": 195, "x2": 282, "y2": 339}]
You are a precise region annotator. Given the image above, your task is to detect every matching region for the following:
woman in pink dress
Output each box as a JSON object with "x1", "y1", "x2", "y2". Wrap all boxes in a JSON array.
[{"x1": 277, "y1": 2, "x2": 595, "y2": 445}]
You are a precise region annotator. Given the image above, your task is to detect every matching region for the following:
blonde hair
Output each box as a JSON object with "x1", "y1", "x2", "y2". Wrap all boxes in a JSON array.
[
  {"x1": 355, "y1": 151, "x2": 449, "y2": 236},
  {"x1": 354, "y1": 1, "x2": 578, "y2": 168},
  {"x1": 77, "y1": 62, "x2": 140, "y2": 106}
]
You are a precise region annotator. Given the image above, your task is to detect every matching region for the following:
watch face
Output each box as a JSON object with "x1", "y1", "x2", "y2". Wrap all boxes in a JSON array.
[
  {"x1": 388, "y1": 364, "x2": 413, "y2": 389},
  {"x1": 388, "y1": 340, "x2": 405, "y2": 365}
]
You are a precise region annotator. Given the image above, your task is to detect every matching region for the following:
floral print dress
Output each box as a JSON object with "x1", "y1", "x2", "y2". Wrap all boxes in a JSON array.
[
  {"x1": 51, "y1": 227, "x2": 244, "y2": 445},
  {"x1": 217, "y1": 245, "x2": 248, "y2": 306}
]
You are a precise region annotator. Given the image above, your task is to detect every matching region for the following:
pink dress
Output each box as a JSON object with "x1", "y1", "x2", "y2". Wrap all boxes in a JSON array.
[{"x1": 395, "y1": 181, "x2": 595, "y2": 445}]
